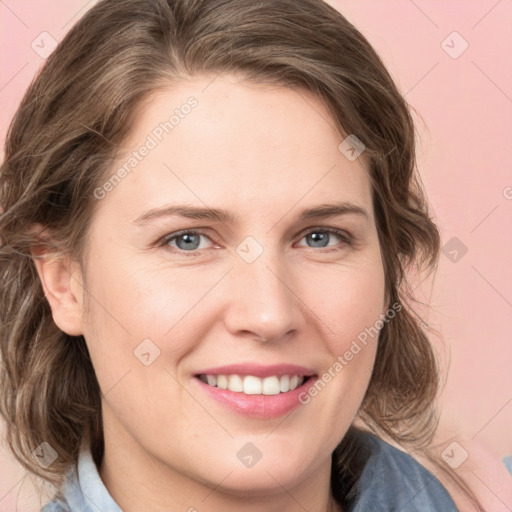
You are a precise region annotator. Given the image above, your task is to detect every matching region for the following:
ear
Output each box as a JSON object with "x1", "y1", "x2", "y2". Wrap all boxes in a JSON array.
[{"x1": 30, "y1": 234, "x2": 84, "y2": 336}]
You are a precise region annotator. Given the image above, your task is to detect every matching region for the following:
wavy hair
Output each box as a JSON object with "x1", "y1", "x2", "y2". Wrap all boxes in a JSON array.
[{"x1": 0, "y1": 0, "x2": 484, "y2": 509}]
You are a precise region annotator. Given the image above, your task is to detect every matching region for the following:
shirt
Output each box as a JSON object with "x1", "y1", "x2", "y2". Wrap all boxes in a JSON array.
[{"x1": 41, "y1": 431, "x2": 459, "y2": 511}]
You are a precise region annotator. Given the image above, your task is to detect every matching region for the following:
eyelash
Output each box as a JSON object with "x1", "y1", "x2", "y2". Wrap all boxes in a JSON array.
[{"x1": 157, "y1": 227, "x2": 353, "y2": 256}]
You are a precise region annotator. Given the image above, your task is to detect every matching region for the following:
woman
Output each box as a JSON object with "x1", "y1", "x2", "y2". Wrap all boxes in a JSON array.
[{"x1": 0, "y1": 0, "x2": 485, "y2": 510}]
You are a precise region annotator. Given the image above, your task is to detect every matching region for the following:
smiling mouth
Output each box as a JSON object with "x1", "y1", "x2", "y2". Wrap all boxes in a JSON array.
[{"x1": 196, "y1": 374, "x2": 312, "y2": 395}]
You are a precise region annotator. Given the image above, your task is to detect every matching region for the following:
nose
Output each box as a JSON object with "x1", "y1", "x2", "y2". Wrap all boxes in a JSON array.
[{"x1": 222, "y1": 247, "x2": 306, "y2": 344}]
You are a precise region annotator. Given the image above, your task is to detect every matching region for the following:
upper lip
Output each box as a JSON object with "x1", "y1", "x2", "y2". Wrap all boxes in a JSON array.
[{"x1": 194, "y1": 363, "x2": 316, "y2": 378}]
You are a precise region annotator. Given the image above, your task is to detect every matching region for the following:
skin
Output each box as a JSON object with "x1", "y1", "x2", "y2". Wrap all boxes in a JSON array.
[{"x1": 34, "y1": 74, "x2": 387, "y2": 512}]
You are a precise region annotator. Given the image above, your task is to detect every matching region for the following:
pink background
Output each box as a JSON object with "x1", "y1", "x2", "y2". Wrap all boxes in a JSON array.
[{"x1": 1, "y1": 1, "x2": 511, "y2": 510}]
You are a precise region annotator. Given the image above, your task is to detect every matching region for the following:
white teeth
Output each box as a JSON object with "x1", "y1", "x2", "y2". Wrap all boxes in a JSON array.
[
  {"x1": 199, "y1": 374, "x2": 307, "y2": 395},
  {"x1": 243, "y1": 375, "x2": 262, "y2": 395},
  {"x1": 228, "y1": 374, "x2": 244, "y2": 392},
  {"x1": 262, "y1": 376, "x2": 280, "y2": 395},
  {"x1": 279, "y1": 375, "x2": 290, "y2": 392},
  {"x1": 289, "y1": 375, "x2": 299, "y2": 390},
  {"x1": 217, "y1": 375, "x2": 228, "y2": 389}
]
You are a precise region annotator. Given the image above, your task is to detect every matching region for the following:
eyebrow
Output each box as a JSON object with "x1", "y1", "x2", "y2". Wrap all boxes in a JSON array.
[{"x1": 132, "y1": 202, "x2": 369, "y2": 226}]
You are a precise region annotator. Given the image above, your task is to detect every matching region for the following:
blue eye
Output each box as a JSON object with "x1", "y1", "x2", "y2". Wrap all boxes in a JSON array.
[
  {"x1": 298, "y1": 228, "x2": 351, "y2": 249},
  {"x1": 159, "y1": 227, "x2": 351, "y2": 256},
  {"x1": 163, "y1": 231, "x2": 212, "y2": 252}
]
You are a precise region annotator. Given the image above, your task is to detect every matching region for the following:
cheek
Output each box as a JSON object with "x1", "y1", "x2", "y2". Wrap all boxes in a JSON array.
[
  {"x1": 79, "y1": 251, "x2": 225, "y2": 371},
  {"x1": 308, "y1": 256, "x2": 386, "y2": 354},
  {"x1": 290, "y1": 260, "x2": 386, "y2": 450}
]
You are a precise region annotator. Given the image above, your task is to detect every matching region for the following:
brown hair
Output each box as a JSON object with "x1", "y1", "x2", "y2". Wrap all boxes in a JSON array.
[{"x1": 0, "y1": 0, "x2": 484, "y2": 509}]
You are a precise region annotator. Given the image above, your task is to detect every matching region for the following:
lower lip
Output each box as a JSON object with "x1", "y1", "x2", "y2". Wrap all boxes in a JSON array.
[{"x1": 194, "y1": 377, "x2": 316, "y2": 418}]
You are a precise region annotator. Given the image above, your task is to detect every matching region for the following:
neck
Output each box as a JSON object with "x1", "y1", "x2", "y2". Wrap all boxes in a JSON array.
[{"x1": 99, "y1": 411, "x2": 343, "y2": 512}]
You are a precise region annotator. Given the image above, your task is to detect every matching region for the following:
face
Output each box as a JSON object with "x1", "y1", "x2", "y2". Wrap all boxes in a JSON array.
[{"x1": 66, "y1": 75, "x2": 386, "y2": 499}]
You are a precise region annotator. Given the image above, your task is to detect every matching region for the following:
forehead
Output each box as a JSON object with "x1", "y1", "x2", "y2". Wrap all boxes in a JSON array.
[{"x1": 95, "y1": 74, "x2": 374, "y2": 224}]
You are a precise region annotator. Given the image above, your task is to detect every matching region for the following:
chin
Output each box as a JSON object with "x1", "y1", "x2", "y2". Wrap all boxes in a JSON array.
[
  {"x1": 193, "y1": 446, "x2": 321, "y2": 497},
  {"x1": 204, "y1": 464, "x2": 305, "y2": 497}
]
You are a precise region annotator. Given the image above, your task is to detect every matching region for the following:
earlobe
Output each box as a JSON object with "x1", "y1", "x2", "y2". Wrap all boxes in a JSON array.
[{"x1": 31, "y1": 247, "x2": 85, "y2": 336}]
